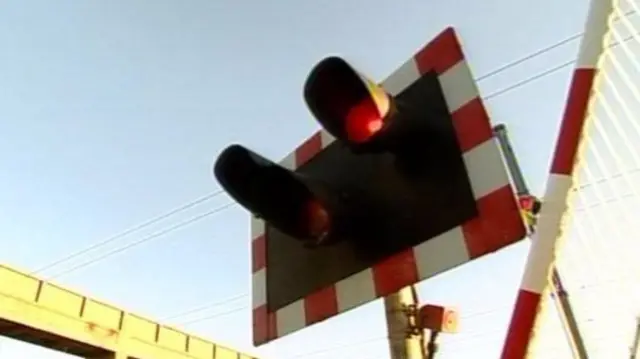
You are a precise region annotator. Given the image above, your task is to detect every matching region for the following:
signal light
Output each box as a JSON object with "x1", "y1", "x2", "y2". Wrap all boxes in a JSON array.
[
  {"x1": 518, "y1": 195, "x2": 541, "y2": 215},
  {"x1": 345, "y1": 95, "x2": 386, "y2": 143},
  {"x1": 217, "y1": 27, "x2": 527, "y2": 346},
  {"x1": 252, "y1": 53, "x2": 481, "y2": 316},
  {"x1": 518, "y1": 194, "x2": 541, "y2": 233},
  {"x1": 304, "y1": 57, "x2": 394, "y2": 150},
  {"x1": 214, "y1": 144, "x2": 333, "y2": 246},
  {"x1": 519, "y1": 196, "x2": 532, "y2": 211}
]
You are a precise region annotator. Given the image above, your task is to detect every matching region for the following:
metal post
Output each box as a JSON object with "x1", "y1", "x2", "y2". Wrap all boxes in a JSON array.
[
  {"x1": 385, "y1": 286, "x2": 425, "y2": 359},
  {"x1": 493, "y1": 124, "x2": 589, "y2": 359},
  {"x1": 550, "y1": 271, "x2": 590, "y2": 359},
  {"x1": 493, "y1": 124, "x2": 529, "y2": 196},
  {"x1": 424, "y1": 331, "x2": 439, "y2": 359}
]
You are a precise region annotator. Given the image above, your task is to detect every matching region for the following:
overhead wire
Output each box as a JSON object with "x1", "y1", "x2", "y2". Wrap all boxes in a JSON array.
[
  {"x1": 32, "y1": 190, "x2": 226, "y2": 275},
  {"x1": 160, "y1": 292, "x2": 248, "y2": 322},
  {"x1": 178, "y1": 306, "x2": 247, "y2": 326},
  {"x1": 45, "y1": 201, "x2": 236, "y2": 279},
  {"x1": 483, "y1": 60, "x2": 575, "y2": 100},
  {"x1": 475, "y1": 34, "x2": 582, "y2": 82},
  {"x1": 483, "y1": 29, "x2": 640, "y2": 101},
  {"x1": 475, "y1": 8, "x2": 636, "y2": 93}
]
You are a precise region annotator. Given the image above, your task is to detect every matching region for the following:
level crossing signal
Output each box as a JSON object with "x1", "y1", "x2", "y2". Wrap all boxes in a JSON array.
[
  {"x1": 213, "y1": 27, "x2": 527, "y2": 345},
  {"x1": 519, "y1": 194, "x2": 542, "y2": 232}
]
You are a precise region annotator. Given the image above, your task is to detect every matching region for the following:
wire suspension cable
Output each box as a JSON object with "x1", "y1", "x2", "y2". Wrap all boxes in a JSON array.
[
  {"x1": 46, "y1": 202, "x2": 236, "y2": 279},
  {"x1": 32, "y1": 190, "x2": 225, "y2": 274},
  {"x1": 161, "y1": 292, "x2": 248, "y2": 321}
]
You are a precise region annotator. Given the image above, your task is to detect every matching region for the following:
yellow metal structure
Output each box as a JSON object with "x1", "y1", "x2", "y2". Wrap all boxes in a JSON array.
[{"x1": 0, "y1": 263, "x2": 258, "y2": 359}]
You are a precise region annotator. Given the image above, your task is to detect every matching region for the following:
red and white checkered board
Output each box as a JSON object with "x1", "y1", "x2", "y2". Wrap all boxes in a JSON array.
[{"x1": 250, "y1": 27, "x2": 526, "y2": 345}]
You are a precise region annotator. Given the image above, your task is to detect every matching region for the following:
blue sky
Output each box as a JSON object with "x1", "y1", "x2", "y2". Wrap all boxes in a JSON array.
[{"x1": 0, "y1": 0, "x2": 590, "y2": 358}]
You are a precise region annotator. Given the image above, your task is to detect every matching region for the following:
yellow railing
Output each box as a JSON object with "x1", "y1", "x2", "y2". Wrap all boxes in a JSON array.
[{"x1": 0, "y1": 264, "x2": 257, "y2": 359}]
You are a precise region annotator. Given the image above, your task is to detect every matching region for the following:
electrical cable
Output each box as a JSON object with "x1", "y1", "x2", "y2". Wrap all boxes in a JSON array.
[
  {"x1": 483, "y1": 30, "x2": 640, "y2": 101},
  {"x1": 475, "y1": 35, "x2": 581, "y2": 83},
  {"x1": 45, "y1": 201, "x2": 236, "y2": 279},
  {"x1": 178, "y1": 306, "x2": 247, "y2": 326},
  {"x1": 474, "y1": 8, "x2": 636, "y2": 84},
  {"x1": 161, "y1": 292, "x2": 248, "y2": 322},
  {"x1": 32, "y1": 190, "x2": 226, "y2": 275},
  {"x1": 484, "y1": 60, "x2": 575, "y2": 100}
]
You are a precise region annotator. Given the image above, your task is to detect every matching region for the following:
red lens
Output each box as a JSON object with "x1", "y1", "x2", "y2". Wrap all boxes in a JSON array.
[
  {"x1": 304, "y1": 57, "x2": 390, "y2": 146},
  {"x1": 345, "y1": 98, "x2": 385, "y2": 143},
  {"x1": 519, "y1": 196, "x2": 533, "y2": 211},
  {"x1": 302, "y1": 200, "x2": 331, "y2": 239}
]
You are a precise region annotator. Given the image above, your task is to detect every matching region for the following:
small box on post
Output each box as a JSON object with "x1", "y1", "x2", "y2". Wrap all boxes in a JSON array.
[{"x1": 417, "y1": 304, "x2": 459, "y2": 334}]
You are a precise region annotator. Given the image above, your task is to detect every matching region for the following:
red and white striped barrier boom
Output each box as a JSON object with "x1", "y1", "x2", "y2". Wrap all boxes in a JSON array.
[{"x1": 500, "y1": 0, "x2": 614, "y2": 358}]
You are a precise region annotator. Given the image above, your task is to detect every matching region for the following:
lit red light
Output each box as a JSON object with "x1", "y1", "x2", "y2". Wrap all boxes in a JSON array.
[
  {"x1": 345, "y1": 99, "x2": 385, "y2": 143},
  {"x1": 519, "y1": 196, "x2": 534, "y2": 211}
]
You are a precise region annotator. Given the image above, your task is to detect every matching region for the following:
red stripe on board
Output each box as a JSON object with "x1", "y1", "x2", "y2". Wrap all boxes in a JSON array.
[
  {"x1": 372, "y1": 249, "x2": 419, "y2": 297},
  {"x1": 295, "y1": 132, "x2": 323, "y2": 167},
  {"x1": 451, "y1": 97, "x2": 493, "y2": 152},
  {"x1": 304, "y1": 285, "x2": 338, "y2": 325},
  {"x1": 252, "y1": 234, "x2": 266, "y2": 273},
  {"x1": 500, "y1": 289, "x2": 542, "y2": 359},
  {"x1": 462, "y1": 186, "x2": 526, "y2": 259},
  {"x1": 414, "y1": 27, "x2": 464, "y2": 75},
  {"x1": 253, "y1": 306, "x2": 277, "y2": 346},
  {"x1": 551, "y1": 68, "x2": 597, "y2": 175}
]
